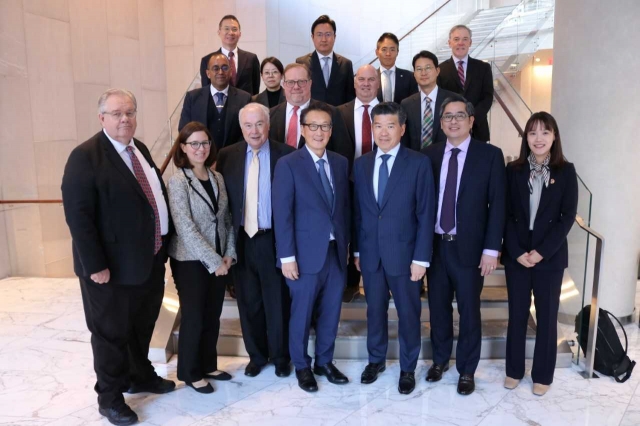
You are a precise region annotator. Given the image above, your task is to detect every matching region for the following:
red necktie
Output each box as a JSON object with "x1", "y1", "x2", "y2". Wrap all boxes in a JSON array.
[
  {"x1": 457, "y1": 60, "x2": 465, "y2": 88},
  {"x1": 362, "y1": 105, "x2": 372, "y2": 155},
  {"x1": 229, "y1": 51, "x2": 237, "y2": 86},
  {"x1": 286, "y1": 106, "x2": 299, "y2": 148},
  {"x1": 125, "y1": 146, "x2": 162, "y2": 254}
]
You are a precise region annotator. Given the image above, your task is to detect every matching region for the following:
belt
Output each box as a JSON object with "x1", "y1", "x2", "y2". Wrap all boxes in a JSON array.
[
  {"x1": 437, "y1": 233, "x2": 456, "y2": 241},
  {"x1": 255, "y1": 229, "x2": 271, "y2": 235}
]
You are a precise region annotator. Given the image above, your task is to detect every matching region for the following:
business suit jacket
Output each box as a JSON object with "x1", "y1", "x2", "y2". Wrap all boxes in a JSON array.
[
  {"x1": 501, "y1": 162, "x2": 578, "y2": 270},
  {"x1": 438, "y1": 57, "x2": 494, "y2": 142},
  {"x1": 400, "y1": 87, "x2": 457, "y2": 151},
  {"x1": 251, "y1": 89, "x2": 286, "y2": 108},
  {"x1": 216, "y1": 139, "x2": 295, "y2": 238},
  {"x1": 200, "y1": 48, "x2": 261, "y2": 95},
  {"x1": 167, "y1": 168, "x2": 236, "y2": 274},
  {"x1": 268, "y1": 99, "x2": 354, "y2": 166},
  {"x1": 336, "y1": 99, "x2": 363, "y2": 167},
  {"x1": 353, "y1": 145, "x2": 435, "y2": 276},
  {"x1": 178, "y1": 85, "x2": 251, "y2": 148},
  {"x1": 296, "y1": 52, "x2": 355, "y2": 106},
  {"x1": 61, "y1": 131, "x2": 171, "y2": 286},
  {"x1": 377, "y1": 67, "x2": 418, "y2": 104},
  {"x1": 423, "y1": 138, "x2": 506, "y2": 266},
  {"x1": 272, "y1": 148, "x2": 350, "y2": 274}
]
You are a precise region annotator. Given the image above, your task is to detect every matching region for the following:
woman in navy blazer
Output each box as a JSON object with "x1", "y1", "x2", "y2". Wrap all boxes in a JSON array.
[{"x1": 501, "y1": 112, "x2": 578, "y2": 396}]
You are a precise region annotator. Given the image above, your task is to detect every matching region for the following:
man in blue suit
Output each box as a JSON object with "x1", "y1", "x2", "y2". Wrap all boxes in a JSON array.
[
  {"x1": 272, "y1": 103, "x2": 351, "y2": 392},
  {"x1": 423, "y1": 94, "x2": 506, "y2": 395},
  {"x1": 353, "y1": 102, "x2": 435, "y2": 394}
]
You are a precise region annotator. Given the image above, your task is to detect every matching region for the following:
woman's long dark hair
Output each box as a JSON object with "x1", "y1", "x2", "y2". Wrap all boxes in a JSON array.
[{"x1": 511, "y1": 111, "x2": 567, "y2": 170}]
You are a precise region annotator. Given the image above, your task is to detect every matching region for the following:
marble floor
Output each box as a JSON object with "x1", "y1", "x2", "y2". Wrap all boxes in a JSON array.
[{"x1": 1, "y1": 277, "x2": 639, "y2": 426}]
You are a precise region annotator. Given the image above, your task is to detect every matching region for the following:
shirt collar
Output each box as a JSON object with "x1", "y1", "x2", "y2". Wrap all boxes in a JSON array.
[
  {"x1": 316, "y1": 51, "x2": 333, "y2": 61},
  {"x1": 221, "y1": 46, "x2": 238, "y2": 57},
  {"x1": 445, "y1": 136, "x2": 471, "y2": 153},
  {"x1": 420, "y1": 85, "x2": 439, "y2": 102},
  {"x1": 379, "y1": 65, "x2": 397, "y2": 73},
  {"x1": 452, "y1": 54, "x2": 469, "y2": 64},
  {"x1": 375, "y1": 142, "x2": 401, "y2": 160},
  {"x1": 305, "y1": 145, "x2": 328, "y2": 163},
  {"x1": 354, "y1": 97, "x2": 379, "y2": 110},
  {"x1": 246, "y1": 140, "x2": 270, "y2": 154},
  {"x1": 210, "y1": 84, "x2": 229, "y2": 97},
  {"x1": 287, "y1": 99, "x2": 310, "y2": 114},
  {"x1": 103, "y1": 129, "x2": 133, "y2": 154}
]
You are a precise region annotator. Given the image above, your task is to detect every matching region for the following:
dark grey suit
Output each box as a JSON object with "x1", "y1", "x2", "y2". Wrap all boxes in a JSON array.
[
  {"x1": 376, "y1": 67, "x2": 418, "y2": 104},
  {"x1": 200, "y1": 48, "x2": 261, "y2": 95},
  {"x1": 296, "y1": 51, "x2": 355, "y2": 106},
  {"x1": 400, "y1": 87, "x2": 457, "y2": 151}
]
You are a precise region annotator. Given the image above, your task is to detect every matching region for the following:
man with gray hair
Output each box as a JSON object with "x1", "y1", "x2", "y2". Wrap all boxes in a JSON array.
[
  {"x1": 62, "y1": 89, "x2": 175, "y2": 425},
  {"x1": 437, "y1": 25, "x2": 494, "y2": 143},
  {"x1": 216, "y1": 103, "x2": 295, "y2": 378}
]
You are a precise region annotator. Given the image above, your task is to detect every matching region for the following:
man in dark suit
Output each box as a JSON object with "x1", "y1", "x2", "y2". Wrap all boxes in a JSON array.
[
  {"x1": 423, "y1": 94, "x2": 506, "y2": 395},
  {"x1": 269, "y1": 63, "x2": 352, "y2": 163},
  {"x1": 437, "y1": 25, "x2": 494, "y2": 143},
  {"x1": 216, "y1": 103, "x2": 295, "y2": 379},
  {"x1": 296, "y1": 15, "x2": 355, "y2": 106},
  {"x1": 353, "y1": 102, "x2": 435, "y2": 394},
  {"x1": 375, "y1": 32, "x2": 418, "y2": 104},
  {"x1": 180, "y1": 53, "x2": 251, "y2": 151},
  {"x1": 401, "y1": 50, "x2": 457, "y2": 151},
  {"x1": 200, "y1": 15, "x2": 261, "y2": 95},
  {"x1": 61, "y1": 89, "x2": 175, "y2": 425},
  {"x1": 272, "y1": 103, "x2": 351, "y2": 393}
]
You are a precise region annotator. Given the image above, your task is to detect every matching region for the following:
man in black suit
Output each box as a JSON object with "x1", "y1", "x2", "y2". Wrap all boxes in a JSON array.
[
  {"x1": 200, "y1": 15, "x2": 261, "y2": 95},
  {"x1": 437, "y1": 25, "x2": 494, "y2": 143},
  {"x1": 423, "y1": 94, "x2": 505, "y2": 395},
  {"x1": 269, "y1": 63, "x2": 352, "y2": 162},
  {"x1": 401, "y1": 50, "x2": 457, "y2": 151},
  {"x1": 61, "y1": 89, "x2": 175, "y2": 425},
  {"x1": 376, "y1": 32, "x2": 418, "y2": 104},
  {"x1": 216, "y1": 103, "x2": 295, "y2": 379},
  {"x1": 296, "y1": 15, "x2": 355, "y2": 106},
  {"x1": 180, "y1": 53, "x2": 251, "y2": 151}
]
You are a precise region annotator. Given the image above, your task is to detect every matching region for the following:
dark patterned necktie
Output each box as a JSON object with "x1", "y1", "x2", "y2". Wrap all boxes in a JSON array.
[{"x1": 440, "y1": 148, "x2": 460, "y2": 233}]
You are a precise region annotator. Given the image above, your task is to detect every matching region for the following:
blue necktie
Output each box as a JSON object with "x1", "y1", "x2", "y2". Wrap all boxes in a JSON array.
[
  {"x1": 215, "y1": 92, "x2": 226, "y2": 112},
  {"x1": 377, "y1": 154, "x2": 391, "y2": 208},
  {"x1": 440, "y1": 148, "x2": 460, "y2": 233},
  {"x1": 317, "y1": 159, "x2": 334, "y2": 211}
]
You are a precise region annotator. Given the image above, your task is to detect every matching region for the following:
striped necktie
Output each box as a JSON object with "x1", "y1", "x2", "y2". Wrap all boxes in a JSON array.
[
  {"x1": 421, "y1": 97, "x2": 434, "y2": 149},
  {"x1": 457, "y1": 60, "x2": 465, "y2": 87}
]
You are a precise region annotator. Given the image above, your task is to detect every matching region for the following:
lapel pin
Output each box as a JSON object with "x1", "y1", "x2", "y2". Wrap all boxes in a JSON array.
[{"x1": 550, "y1": 179, "x2": 555, "y2": 184}]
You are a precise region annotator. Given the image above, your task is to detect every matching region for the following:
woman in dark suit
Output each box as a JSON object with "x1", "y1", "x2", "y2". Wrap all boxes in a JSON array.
[
  {"x1": 501, "y1": 112, "x2": 578, "y2": 396},
  {"x1": 251, "y1": 57, "x2": 285, "y2": 108},
  {"x1": 167, "y1": 122, "x2": 236, "y2": 393}
]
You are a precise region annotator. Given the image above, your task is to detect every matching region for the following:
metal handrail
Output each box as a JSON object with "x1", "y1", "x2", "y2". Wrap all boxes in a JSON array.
[{"x1": 493, "y1": 90, "x2": 524, "y2": 137}]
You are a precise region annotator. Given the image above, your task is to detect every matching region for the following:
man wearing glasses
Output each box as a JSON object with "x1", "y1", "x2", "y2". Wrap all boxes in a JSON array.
[
  {"x1": 423, "y1": 94, "x2": 505, "y2": 395},
  {"x1": 61, "y1": 89, "x2": 175, "y2": 425},
  {"x1": 268, "y1": 63, "x2": 352, "y2": 162},
  {"x1": 401, "y1": 51, "x2": 457, "y2": 151},
  {"x1": 180, "y1": 53, "x2": 251, "y2": 151},
  {"x1": 272, "y1": 103, "x2": 351, "y2": 393}
]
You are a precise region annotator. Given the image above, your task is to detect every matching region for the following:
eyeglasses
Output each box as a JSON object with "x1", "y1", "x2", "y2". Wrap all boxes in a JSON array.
[
  {"x1": 314, "y1": 32, "x2": 335, "y2": 39},
  {"x1": 209, "y1": 65, "x2": 230, "y2": 73},
  {"x1": 182, "y1": 140, "x2": 212, "y2": 149},
  {"x1": 415, "y1": 65, "x2": 435, "y2": 74},
  {"x1": 262, "y1": 71, "x2": 281, "y2": 77},
  {"x1": 442, "y1": 113, "x2": 470, "y2": 122},
  {"x1": 283, "y1": 79, "x2": 309, "y2": 88},
  {"x1": 302, "y1": 123, "x2": 332, "y2": 132},
  {"x1": 103, "y1": 110, "x2": 137, "y2": 119}
]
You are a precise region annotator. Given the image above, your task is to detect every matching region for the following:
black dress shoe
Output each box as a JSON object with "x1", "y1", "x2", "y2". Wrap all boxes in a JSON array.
[
  {"x1": 457, "y1": 374, "x2": 475, "y2": 395},
  {"x1": 244, "y1": 361, "x2": 262, "y2": 377},
  {"x1": 275, "y1": 362, "x2": 292, "y2": 377},
  {"x1": 398, "y1": 371, "x2": 416, "y2": 394},
  {"x1": 204, "y1": 371, "x2": 232, "y2": 381},
  {"x1": 186, "y1": 381, "x2": 214, "y2": 394},
  {"x1": 127, "y1": 377, "x2": 176, "y2": 394},
  {"x1": 313, "y1": 362, "x2": 349, "y2": 384},
  {"x1": 361, "y1": 362, "x2": 386, "y2": 384},
  {"x1": 98, "y1": 402, "x2": 138, "y2": 425},
  {"x1": 295, "y1": 368, "x2": 318, "y2": 392},
  {"x1": 426, "y1": 363, "x2": 449, "y2": 382}
]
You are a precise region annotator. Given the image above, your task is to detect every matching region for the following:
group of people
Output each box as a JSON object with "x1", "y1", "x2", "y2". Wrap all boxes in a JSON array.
[{"x1": 60, "y1": 13, "x2": 578, "y2": 426}]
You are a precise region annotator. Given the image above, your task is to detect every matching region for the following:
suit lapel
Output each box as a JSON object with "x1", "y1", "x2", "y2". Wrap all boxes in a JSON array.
[
  {"x1": 463, "y1": 58, "x2": 473, "y2": 92},
  {"x1": 376, "y1": 68, "x2": 383, "y2": 101},
  {"x1": 379, "y1": 146, "x2": 408, "y2": 210},
  {"x1": 409, "y1": 95, "x2": 421, "y2": 141},
  {"x1": 517, "y1": 165, "x2": 531, "y2": 224},
  {"x1": 458, "y1": 140, "x2": 478, "y2": 197},
  {"x1": 311, "y1": 52, "x2": 326, "y2": 90},
  {"x1": 328, "y1": 53, "x2": 340, "y2": 89},
  {"x1": 301, "y1": 148, "x2": 331, "y2": 213},
  {"x1": 223, "y1": 87, "x2": 236, "y2": 145},
  {"x1": 536, "y1": 168, "x2": 555, "y2": 218},
  {"x1": 363, "y1": 152, "x2": 377, "y2": 207},
  {"x1": 100, "y1": 134, "x2": 147, "y2": 202},
  {"x1": 268, "y1": 141, "x2": 278, "y2": 182},
  {"x1": 344, "y1": 101, "x2": 356, "y2": 148},
  {"x1": 434, "y1": 88, "x2": 446, "y2": 138},
  {"x1": 196, "y1": 88, "x2": 209, "y2": 125},
  {"x1": 394, "y1": 69, "x2": 407, "y2": 103},
  {"x1": 236, "y1": 49, "x2": 248, "y2": 80}
]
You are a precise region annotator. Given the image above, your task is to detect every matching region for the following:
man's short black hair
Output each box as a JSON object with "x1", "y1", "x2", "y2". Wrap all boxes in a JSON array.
[
  {"x1": 218, "y1": 15, "x2": 240, "y2": 29},
  {"x1": 371, "y1": 102, "x2": 407, "y2": 126},
  {"x1": 412, "y1": 50, "x2": 439, "y2": 69},
  {"x1": 439, "y1": 94, "x2": 475, "y2": 117},
  {"x1": 377, "y1": 32, "x2": 400, "y2": 49},
  {"x1": 311, "y1": 15, "x2": 336, "y2": 34},
  {"x1": 300, "y1": 103, "x2": 333, "y2": 124}
]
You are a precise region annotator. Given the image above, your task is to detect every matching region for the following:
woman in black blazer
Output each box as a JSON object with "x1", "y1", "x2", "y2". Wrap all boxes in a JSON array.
[
  {"x1": 251, "y1": 57, "x2": 285, "y2": 108},
  {"x1": 501, "y1": 112, "x2": 578, "y2": 396}
]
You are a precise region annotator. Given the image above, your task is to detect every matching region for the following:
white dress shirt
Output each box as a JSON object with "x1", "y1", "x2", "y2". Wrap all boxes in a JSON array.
[
  {"x1": 317, "y1": 51, "x2": 333, "y2": 76},
  {"x1": 221, "y1": 46, "x2": 239, "y2": 75},
  {"x1": 103, "y1": 129, "x2": 169, "y2": 235},
  {"x1": 354, "y1": 143, "x2": 429, "y2": 267},
  {"x1": 435, "y1": 136, "x2": 498, "y2": 257},
  {"x1": 379, "y1": 65, "x2": 396, "y2": 100},
  {"x1": 285, "y1": 99, "x2": 311, "y2": 145},
  {"x1": 210, "y1": 84, "x2": 229, "y2": 101},
  {"x1": 353, "y1": 97, "x2": 379, "y2": 159},
  {"x1": 451, "y1": 54, "x2": 469, "y2": 80}
]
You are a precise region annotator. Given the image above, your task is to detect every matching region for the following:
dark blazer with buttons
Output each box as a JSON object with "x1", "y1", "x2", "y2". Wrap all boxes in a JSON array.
[
  {"x1": 376, "y1": 67, "x2": 418, "y2": 104},
  {"x1": 61, "y1": 131, "x2": 172, "y2": 285},
  {"x1": 335, "y1": 99, "x2": 361, "y2": 168},
  {"x1": 400, "y1": 87, "x2": 457, "y2": 151},
  {"x1": 178, "y1": 85, "x2": 251, "y2": 148},
  {"x1": 251, "y1": 89, "x2": 286, "y2": 108},
  {"x1": 353, "y1": 145, "x2": 435, "y2": 276},
  {"x1": 296, "y1": 51, "x2": 356, "y2": 106},
  {"x1": 438, "y1": 57, "x2": 494, "y2": 142},
  {"x1": 501, "y1": 161, "x2": 578, "y2": 270},
  {"x1": 268, "y1": 99, "x2": 354, "y2": 167},
  {"x1": 423, "y1": 138, "x2": 506, "y2": 267},
  {"x1": 200, "y1": 48, "x2": 261, "y2": 95}
]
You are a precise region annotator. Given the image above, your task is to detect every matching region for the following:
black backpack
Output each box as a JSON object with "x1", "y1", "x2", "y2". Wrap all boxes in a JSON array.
[{"x1": 575, "y1": 305, "x2": 635, "y2": 382}]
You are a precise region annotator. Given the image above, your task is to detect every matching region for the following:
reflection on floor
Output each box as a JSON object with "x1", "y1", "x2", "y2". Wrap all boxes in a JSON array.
[{"x1": 1, "y1": 277, "x2": 639, "y2": 426}]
